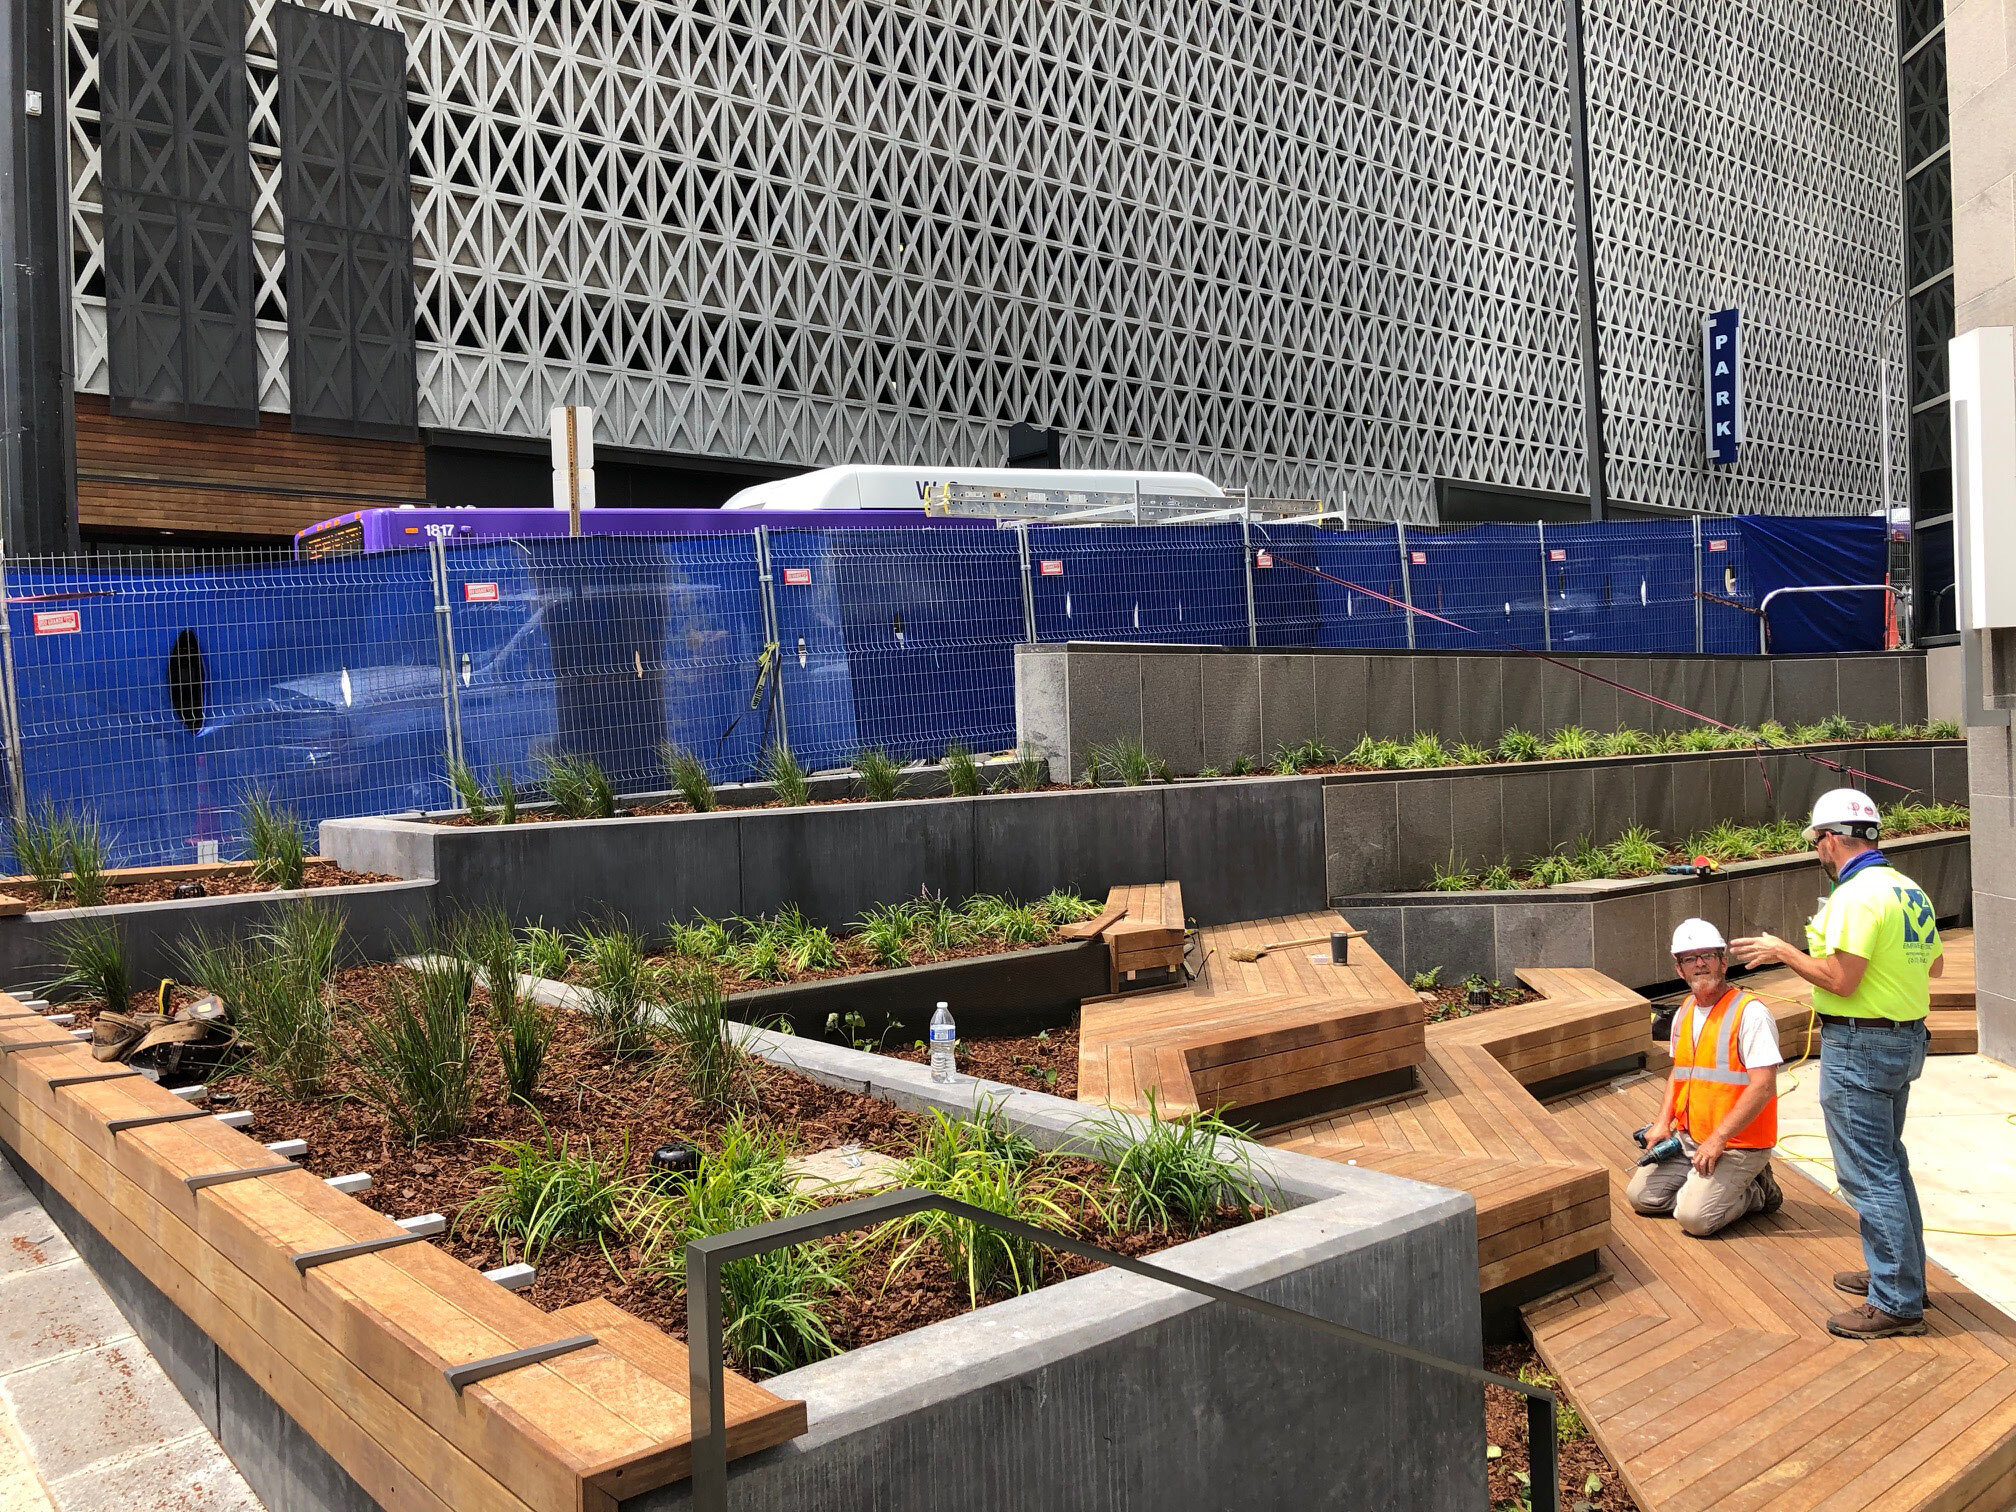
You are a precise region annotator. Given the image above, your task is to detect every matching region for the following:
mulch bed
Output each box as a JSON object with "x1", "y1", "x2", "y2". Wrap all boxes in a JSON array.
[
  {"x1": 632, "y1": 935, "x2": 1069, "y2": 999},
  {"x1": 17, "y1": 866, "x2": 398, "y2": 912},
  {"x1": 1485, "y1": 1339, "x2": 1638, "y2": 1511},
  {"x1": 1418, "y1": 981, "x2": 1541, "y2": 1025},
  {"x1": 886, "y1": 1027, "x2": 1079, "y2": 1099},
  {"x1": 142, "y1": 967, "x2": 1246, "y2": 1376}
]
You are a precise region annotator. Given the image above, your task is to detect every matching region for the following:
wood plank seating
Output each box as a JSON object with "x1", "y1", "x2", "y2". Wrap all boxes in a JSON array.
[
  {"x1": 1078, "y1": 911, "x2": 1428, "y2": 1121},
  {"x1": 1097, "y1": 881, "x2": 1187, "y2": 995},
  {"x1": 0, "y1": 1004, "x2": 805, "y2": 1512},
  {"x1": 1528, "y1": 1061, "x2": 2016, "y2": 1512}
]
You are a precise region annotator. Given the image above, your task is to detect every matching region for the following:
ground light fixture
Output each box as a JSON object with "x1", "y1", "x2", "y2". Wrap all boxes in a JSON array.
[{"x1": 649, "y1": 1143, "x2": 699, "y2": 1186}]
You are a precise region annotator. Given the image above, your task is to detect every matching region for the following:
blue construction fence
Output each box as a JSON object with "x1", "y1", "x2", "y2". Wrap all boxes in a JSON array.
[{"x1": 7, "y1": 514, "x2": 1887, "y2": 868}]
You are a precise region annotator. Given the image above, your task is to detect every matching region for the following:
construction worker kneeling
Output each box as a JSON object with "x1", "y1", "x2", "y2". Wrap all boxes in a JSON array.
[{"x1": 1626, "y1": 919, "x2": 1785, "y2": 1236}]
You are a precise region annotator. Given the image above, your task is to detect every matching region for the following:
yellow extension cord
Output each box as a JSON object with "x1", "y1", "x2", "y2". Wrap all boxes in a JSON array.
[{"x1": 1710, "y1": 983, "x2": 2016, "y2": 1239}]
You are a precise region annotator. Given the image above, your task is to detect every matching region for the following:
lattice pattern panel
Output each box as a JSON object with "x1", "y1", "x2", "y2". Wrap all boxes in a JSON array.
[
  {"x1": 65, "y1": 0, "x2": 1586, "y2": 520},
  {"x1": 1582, "y1": 0, "x2": 1902, "y2": 516}
]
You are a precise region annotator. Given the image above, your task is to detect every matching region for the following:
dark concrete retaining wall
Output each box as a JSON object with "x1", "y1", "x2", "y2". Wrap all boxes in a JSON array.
[
  {"x1": 1338, "y1": 831, "x2": 1972, "y2": 991},
  {"x1": 322, "y1": 776, "x2": 1328, "y2": 932},
  {"x1": 0, "y1": 880, "x2": 437, "y2": 1001},
  {"x1": 629, "y1": 1032, "x2": 1485, "y2": 1512},
  {"x1": 1966, "y1": 722, "x2": 2016, "y2": 1065},
  {"x1": 727, "y1": 939, "x2": 1108, "y2": 1039},
  {"x1": 1324, "y1": 740, "x2": 1967, "y2": 896},
  {"x1": 1018, "y1": 642, "x2": 1932, "y2": 780}
]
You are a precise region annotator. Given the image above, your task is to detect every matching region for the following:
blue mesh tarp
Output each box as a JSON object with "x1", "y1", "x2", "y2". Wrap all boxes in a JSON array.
[
  {"x1": 1541, "y1": 521, "x2": 1700, "y2": 653},
  {"x1": 1734, "y1": 516, "x2": 1888, "y2": 653},
  {"x1": 1394, "y1": 525, "x2": 1550, "y2": 651},
  {"x1": 1025, "y1": 523, "x2": 1249, "y2": 645},
  {"x1": 1251, "y1": 524, "x2": 1411, "y2": 648}
]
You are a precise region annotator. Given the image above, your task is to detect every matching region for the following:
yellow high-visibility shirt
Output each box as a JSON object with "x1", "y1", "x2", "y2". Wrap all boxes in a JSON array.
[{"x1": 1804, "y1": 862, "x2": 1941, "y2": 1021}]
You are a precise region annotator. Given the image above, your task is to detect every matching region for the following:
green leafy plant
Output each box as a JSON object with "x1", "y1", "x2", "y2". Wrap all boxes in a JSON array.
[
  {"x1": 355, "y1": 948, "x2": 478, "y2": 1142},
  {"x1": 12, "y1": 800, "x2": 75, "y2": 899},
  {"x1": 1677, "y1": 726, "x2": 1726, "y2": 752},
  {"x1": 962, "y1": 893, "x2": 1050, "y2": 945},
  {"x1": 998, "y1": 745, "x2": 1047, "y2": 792},
  {"x1": 1271, "y1": 738, "x2": 1340, "y2": 774},
  {"x1": 1861, "y1": 720, "x2": 1902, "y2": 742},
  {"x1": 1396, "y1": 731, "x2": 1451, "y2": 769},
  {"x1": 909, "y1": 891, "x2": 971, "y2": 953},
  {"x1": 1196, "y1": 765, "x2": 1221, "y2": 779},
  {"x1": 464, "y1": 1122, "x2": 634, "y2": 1264},
  {"x1": 1084, "y1": 737, "x2": 1155, "y2": 786},
  {"x1": 1039, "y1": 889, "x2": 1100, "y2": 924},
  {"x1": 1345, "y1": 734, "x2": 1402, "y2": 770},
  {"x1": 1428, "y1": 857, "x2": 1476, "y2": 891},
  {"x1": 1605, "y1": 824, "x2": 1664, "y2": 875},
  {"x1": 855, "y1": 902, "x2": 914, "y2": 967},
  {"x1": 888, "y1": 1145, "x2": 1091, "y2": 1305},
  {"x1": 514, "y1": 923, "x2": 571, "y2": 980},
  {"x1": 1596, "y1": 727, "x2": 1654, "y2": 756},
  {"x1": 1409, "y1": 966, "x2": 1444, "y2": 991},
  {"x1": 665, "y1": 913, "x2": 735, "y2": 964},
  {"x1": 175, "y1": 902, "x2": 343, "y2": 1095},
  {"x1": 1454, "y1": 741, "x2": 1496, "y2": 766},
  {"x1": 241, "y1": 787, "x2": 308, "y2": 890},
  {"x1": 1225, "y1": 753, "x2": 1257, "y2": 777},
  {"x1": 1517, "y1": 1363, "x2": 1586, "y2": 1442},
  {"x1": 1479, "y1": 862, "x2": 1516, "y2": 891},
  {"x1": 46, "y1": 915, "x2": 130, "y2": 1010},
  {"x1": 1087, "y1": 1092, "x2": 1273, "y2": 1235},
  {"x1": 659, "y1": 741, "x2": 718, "y2": 813},
  {"x1": 1692, "y1": 819, "x2": 1760, "y2": 863},
  {"x1": 576, "y1": 921, "x2": 663, "y2": 1056},
  {"x1": 762, "y1": 745, "x2": 811, "y2": 807},
  {"x1": 1496, "y1": 728, "x2": 1543, "y2": 763},
  {"x1": 1755, "y1": 720, "x2": 1793, "y2": 747},
  {"x1": 663, "y1": 969, "x2": 753, "y2": 1105},
  {"x1": 942, "y1": 742, "x2": 983, "y2": 797},
  {"x1": 460, "y1": 908, "x2": 555, "y2": 1104},
  {"x1": 1542, "y1": 725, "x2": 1596, "y2": 761},
  {"x1": 1525, "y1": 850, "x2": 1580, "y2": 888},
  {"x1": 1924, "y1": 719, "x2": 1961, "y2": 739},
  {"x1": 853, "y1": 746, "x2": 904, "y2": 803},
  {"x1": 536, "y1": 752, "x2": 617, "y2": 819},
  {"x1": 63, "y1": 811, "x2": 109, "y2": 908},
  {"x1": 448, "y1": 759, "x2": 492, "y2": 824},
  {"x1": 1570, "y1": 833, "x2": 1617, "y2": 879},
  {"x1": 494, "y1": 767, "x2": 519, "y2": 825},
  {"x1": 1816, "y1": 712, "x2": 1857, "y2": 741}
]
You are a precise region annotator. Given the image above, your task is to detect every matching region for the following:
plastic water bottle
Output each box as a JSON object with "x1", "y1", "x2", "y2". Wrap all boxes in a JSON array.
[{"x1": 929, "y1": 1002, "x2": 957, "y2": 1083}]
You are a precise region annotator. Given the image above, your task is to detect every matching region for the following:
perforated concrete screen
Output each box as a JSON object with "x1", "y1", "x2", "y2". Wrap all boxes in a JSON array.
[{"x1": 62, "y1": 0, "x2": 1898, "y2": 519}]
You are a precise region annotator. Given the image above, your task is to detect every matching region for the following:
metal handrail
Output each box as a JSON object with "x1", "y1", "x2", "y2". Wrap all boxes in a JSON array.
[
  {"x1": 1757, "y1": 583, "x2": 1896, "y2": 654},
  {"x1": 687, "y1": 1186, "x2": 1560, "y2": 1511}
]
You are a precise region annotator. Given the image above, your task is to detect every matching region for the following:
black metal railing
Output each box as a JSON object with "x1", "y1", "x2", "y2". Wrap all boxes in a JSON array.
[{"x1": 687, "y1": 1187, "x2": 1559, "y2": 1511}]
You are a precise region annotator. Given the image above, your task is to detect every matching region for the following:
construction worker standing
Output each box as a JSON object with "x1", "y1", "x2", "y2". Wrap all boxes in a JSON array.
[
  {"x1": 1733, "y1": 787, "x2": 1944, "y2": 1341},
  {"x1": 1629, "y1": 918, "x2": 1785, "y2": 1235}
]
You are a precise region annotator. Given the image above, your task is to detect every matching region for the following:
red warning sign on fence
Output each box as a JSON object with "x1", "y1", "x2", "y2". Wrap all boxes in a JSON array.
[
  {"x1": 463, "y1": 582, "x2": 500, "y2": 603},
  {"x1": 1548, "y1": 548, "x2": 1566, "y2": 562},
  {"x1": 1409, "y1": 551, "x2": 1427, "y2": 566},
  {"x1": 1708, "y1": 539, "x2": 1728, "y2": 552},
  {"x1": 33, "y1": 610, "x2": 79, "y2": 636},
  {"x1": 782, "y1": 567, "x2": 812, "y2": 586},
  {"x1": 1039, "y1": 560, "x2": 1064, "y2": 577},
  {"x1": 1255, "y1": 550, "x2": 1274, "y2": 569}
]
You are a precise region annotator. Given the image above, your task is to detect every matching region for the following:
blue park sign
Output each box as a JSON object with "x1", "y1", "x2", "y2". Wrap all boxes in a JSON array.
[{"x1": 1703, "y1": 307, "x2": 1741, "y2": 465}]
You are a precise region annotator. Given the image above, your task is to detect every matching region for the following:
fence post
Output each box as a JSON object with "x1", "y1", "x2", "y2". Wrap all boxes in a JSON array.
[
  {"x1": 1016, "y1": 524, "x2": 1038, "y2": 643},
  {"x1": 1239, "y1": 491, "x2": 1258, "y2": 648},
  {"x1": 0, "y1": 546, "x2": 28, "y2": 834},
  {"x1": 754, "y1": 526, "x2": 789, "y2": 754},
  {"x1": 1396, "y1": 522, "x2": 1417, "y2": 650},
  {"x1": 1536, "y1": 522, "x2": 1553, "y2": 653},
  {"x1": 427, "y1": 537, "x2": 464, "y2": 773},
  {"x1": 1692, "y1": 515, "x2": 1705, "y2": 654}
]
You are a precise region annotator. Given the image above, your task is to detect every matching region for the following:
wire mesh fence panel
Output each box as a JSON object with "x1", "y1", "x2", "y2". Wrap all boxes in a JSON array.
[
  {"x1": 1698, "y1": 518, "x2": 1762, "y2": 654},
  {"x1": 1541, "y1": 520, "x2": 1701, "y2": 653},
  {"x1": 1391, "y1": 525, "x2": 1550, "y2": 651},
  {"x1": 6, "y1": 550, "x2": 443, "y2": 869},
  {"x1": 767, "y1": 528, "x2": 1025, "y2": 769},
  {"x1": 1250, "y1": 523, "x2": 1411, "y2": 647},
  {"x1": 1025, "y1": 523, "x2": 1250, "y2": 646},
  {"x1": 440, "y1": 534, "x2": 772, "y2": 801}
]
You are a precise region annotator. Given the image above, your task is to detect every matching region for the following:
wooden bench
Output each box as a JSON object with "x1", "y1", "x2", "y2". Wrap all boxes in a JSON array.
[
  {"x1": 1079, "y1": 911, "x2": 1428, "y2": 1123},
  {"x1": 1097, "y1": 881, "x2": 1188, "y2": 995}
]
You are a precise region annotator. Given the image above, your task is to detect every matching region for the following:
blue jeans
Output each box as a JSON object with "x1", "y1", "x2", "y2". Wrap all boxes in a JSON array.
[{"x1": 1818, "y1": 1018, "x2": 1929, "y2": 1318}]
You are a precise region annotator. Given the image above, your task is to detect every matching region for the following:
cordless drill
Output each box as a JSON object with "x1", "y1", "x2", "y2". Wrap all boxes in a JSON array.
[{"x1": 1631, "y1": 1123, "x2": 1684, "y2": 1167}]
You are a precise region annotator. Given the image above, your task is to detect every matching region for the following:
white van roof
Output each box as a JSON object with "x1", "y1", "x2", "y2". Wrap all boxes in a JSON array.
[{"x1": 720, "y1": 464, "x2": 1226, "y2": 510}]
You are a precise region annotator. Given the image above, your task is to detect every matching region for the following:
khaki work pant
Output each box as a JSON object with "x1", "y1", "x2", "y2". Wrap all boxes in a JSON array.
[{"x1": 1625, "y1": 1135, "x2": 1775, "y2": 1237}]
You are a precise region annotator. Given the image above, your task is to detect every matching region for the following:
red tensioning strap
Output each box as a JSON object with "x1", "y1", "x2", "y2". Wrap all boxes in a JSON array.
[{"x1": 1269, "y1": 554, "x2": 1916, "y2": 798}]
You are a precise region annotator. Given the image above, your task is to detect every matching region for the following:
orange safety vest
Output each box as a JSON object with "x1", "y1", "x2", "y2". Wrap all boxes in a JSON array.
[{"x1": 1672, "y1": 987, "x2": 1778, "y2": 1151}]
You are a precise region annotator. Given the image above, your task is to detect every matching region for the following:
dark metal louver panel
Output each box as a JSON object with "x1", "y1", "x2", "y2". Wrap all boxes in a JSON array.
[
  {"x1": 99, "y1": 0, "x2": 258, "y2": 427},
  {"x1": 278, "y1": 4, "x2": 417, "y2": 439}
]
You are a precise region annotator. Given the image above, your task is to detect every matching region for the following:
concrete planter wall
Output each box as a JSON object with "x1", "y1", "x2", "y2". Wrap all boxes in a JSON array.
[
  {"x1": 1323, "y1": 740, "x2": 1967, "y2": 896},
  {"x1": 1018, "y1": 642, "x2": 1932, "y2": 781},
  {"x1": 636, "y1": 1031, "x2": 1485, "y2": 1512},
  {"x1": 1338, "y1": 831, "x2": 1973, "y2": 990},
  {"x1": 0, "y1": 880, "x2": 436, "y2": 1000},
  {"x1": 322, "y1": 776, "x2": 1329, "y2": 932}
]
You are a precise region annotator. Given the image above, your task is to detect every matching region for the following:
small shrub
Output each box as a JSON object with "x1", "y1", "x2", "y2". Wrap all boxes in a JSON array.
[
  {"x1": 1479, "y1": 862, "x2": 1516, "y2": 891},
  {"x1": 1596, "y1": 728, "x2": 1654, "y2": 757},
  {"x1": 1756, "y1": 720, "x2": 1793, "y2": 747},
  {"x1": 1691, "y1": 819, "x2": 1759, "y2": 863},
  {"x1": 1088, "y1": 1092, "x2": 1273, "y2": 1235},
  {"x1": 448, "y1": 760, "x2": 492, "y2": 823},
  {"x1": 494, "y1": 767, "x2": 519, "y2": 824},
  {"x1": 355, "y1": 950, "x2": 478, "y2": 1143},
  {"x1": 963, "y1": 893, "x2": 1050, "y2": 945},
  {"x1": 1861, "y1": 720, "x2": 1902, "y2": 742},
  {"x1": 1427, "y1": 857, "x2": 1475, "y2": 891},
  {"x1": 999, "y1": 745, "x2": 1047, "y2": 792},
  {"x1": 1571, "y1": 834, "x2": 1616, "y2": 879},
  {"x1": 1225, "y1": 753, "x2": 1257, "y2": 777},
  {"x1": 46, "y1": 916, "x2": 130, "y2": 1010},
  {"x1": 576, "y1": 921, "x2": 663, "y2": 1056},
  {"x1": 176, "y1": 902, "x2": 342, "y2": 1096},
  {"x1": 536, "y1": 752, "x2": 617, "y2": 819},
  {"x1": 1677, "y1": 726, "x2": 1725, "y2": 752},
  {"x1": 1606, "y1": 824, "x2": 1665, "y2": 875},
  {"x1": 1085, "y1": 737, "x2": 1155, "y2": 787},
  {"x1": 64, "y1": 811, "x2": 109, "y2": 908},
  {"x1": 1925, "y1": 719, "x2": 1961, "y2": 739},
  {"x1": 1496, "y1": 728, "x2": 1543, "y2": 763},
  {"x1": 514, "y1": 924, "x2": 571, "y2": 980},
  {"x1": 942, "y1": 742, "x2": 983, "y2": 797},
  {"x1": 461, "y1": 909, "x2": 554, "y2": 1103},
  {"x1": 1345, "y1": 734, "x2": 1401, "y2": 770},
  {"x1": 1816, "y1": 713, "x2": 1857, "y2": 741},
  {"x1": 1396, "y1": 731, "x2": 1450, "y2": 769},
  {"x1": 241, "y1": 788, "x2": 307, "y2": 890},
  {"x1": 1542, "y1": 725, "x2": 1597, "y2": 761},
  {"x1": 763, "y1": 745, "x2": 811, "y2": 807},
  {"x1": 853, "y1": 746, "x2": 904, "y2": 803},
  {"x1": 1039, "y1": 889, "x2": 1101, "y2": 924},
  {"x1": 1525, "y1": 851, "x2": 1579, "y2": 888},
  {"x1": 1517, "y1": 1363, "x2": 1587, "y2": 1442},
  {"x1": 909, "y1": 892, "x2": 971, "y2": 952},
  {"x1": 465, "y1": 1124, "x2": 633, "y2": 1263},
  {"x1": 1409, "y1": 966, "x2": 1444, "y2": 990},
  {"x1": 665, "y1": 913, "x2": 735, "y2": 964},
  {"x1": 663, "y1": 970, "x2": 754, "y2": 1106},
  {"x1": 773, "y1": 905, "x2": 843, "y2": 972},
  {"x1": 660, "y1": 741, "x2": 718, "y2": 813},
  {"x1": 12, "y1": 800, "x2": 73, "y2": 899},
  {"x1": 856, "y1": 902, "x2": 914, "y2": 967},
  {"x1": 1454, "y1": 741, "x2": 1495, "y2": 766},
  {"x1": 1272, "y1": 738, "x2": 1339, "y2": 774}
]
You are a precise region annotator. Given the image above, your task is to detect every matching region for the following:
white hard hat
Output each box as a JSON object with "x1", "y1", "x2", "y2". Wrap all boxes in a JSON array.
[
  {"x1": 1671, "y1": 918, "x2": 1727, "y2": 955},
  {"x1": 1804, "y1": 787, "x2": 1881, "y2": 843}
]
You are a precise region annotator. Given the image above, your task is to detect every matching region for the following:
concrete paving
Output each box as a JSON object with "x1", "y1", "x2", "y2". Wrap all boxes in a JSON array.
[
  {"x1": 0, "y1": 1154, "x2": 261, "y2": 1512},
  {"x1": 1774, "y1": 1051, "x2": 2016, "y2": 1319}
]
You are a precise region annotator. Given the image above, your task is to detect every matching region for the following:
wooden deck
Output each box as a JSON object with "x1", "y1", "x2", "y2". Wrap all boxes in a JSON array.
[
  {"x1": 1530, "y1": 1062, "x2": 2016, "y2": 1512},
  {"x1": 1078, "y1": 911, "x2": 1427, "y2": 1119},
  {"x1": 1732, "y1": 928, "x2": 1977, "y2": 1059}
]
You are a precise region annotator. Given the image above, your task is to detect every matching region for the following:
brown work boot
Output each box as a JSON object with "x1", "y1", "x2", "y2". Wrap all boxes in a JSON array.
[
  {"x1": 1754, "y1": 1163, "x2": 1784, "y2": 1215},
  {"x1": 1827, "y1": 1302, "x2": 1927, "y2": 1339},
  {"x1": 1834, "y1": 1270, "x2": 1870, "y2": 1296}
]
